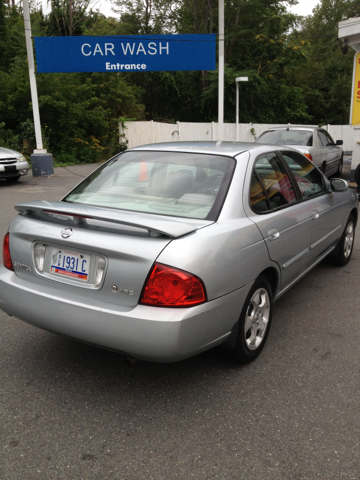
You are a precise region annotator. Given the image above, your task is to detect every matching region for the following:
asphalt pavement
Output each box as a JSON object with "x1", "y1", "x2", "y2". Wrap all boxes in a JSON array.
[{"x1": 0, "y1": 163, "x2": 359, "y2": 480}]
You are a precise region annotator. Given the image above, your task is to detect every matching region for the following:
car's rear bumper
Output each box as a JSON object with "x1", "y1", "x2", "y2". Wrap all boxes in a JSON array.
[{"x1": 0, "y1": 266, "x2": 251, "y2": 362}]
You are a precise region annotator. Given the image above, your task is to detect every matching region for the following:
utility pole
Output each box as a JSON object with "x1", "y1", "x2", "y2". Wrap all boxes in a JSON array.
[
  {"x1": 23, "y1": 0, "x2": 54, "y2": 176},
  {"x1": 23, "y1": 0, "x2": 44, "y2": 152},
  {"x1": 218, "y1": 0, "x2": 224, "y2": 141}
]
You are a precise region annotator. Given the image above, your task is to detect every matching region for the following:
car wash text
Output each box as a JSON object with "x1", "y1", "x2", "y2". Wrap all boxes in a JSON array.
[{"x1": 80, "y1": 40, "x2": 170, "y2": 71}]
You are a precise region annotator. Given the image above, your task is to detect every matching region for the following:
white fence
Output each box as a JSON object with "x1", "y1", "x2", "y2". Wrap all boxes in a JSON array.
[{"x1": 120, "y1": 121, "x2": 354, "y2": 153}]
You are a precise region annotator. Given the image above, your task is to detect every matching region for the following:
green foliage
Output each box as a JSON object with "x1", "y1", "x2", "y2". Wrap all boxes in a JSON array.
[
  {"x1": 129, "y1": 70, "x2": 205, "y2": 122},
  {"x1": 0, "y1": 122, "x2": 21, "y2": 151},
  {"x1": 45, "y1": 0, "x2": 92, "y2": 36},
  {"x1": 35, "y1": 71, "x2": 145, "y2": 162},
  {"x1": 200, "y1": 65, "x2": 311, "y2": 124},
  {"x1": 290, "y1": 0, "x2": 354, "y2": 125}
]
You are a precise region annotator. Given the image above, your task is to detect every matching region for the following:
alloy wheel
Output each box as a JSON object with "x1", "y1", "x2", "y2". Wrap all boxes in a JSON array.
[{"x1": 244, "y1": 287, "x2": 271, "y2": 351}]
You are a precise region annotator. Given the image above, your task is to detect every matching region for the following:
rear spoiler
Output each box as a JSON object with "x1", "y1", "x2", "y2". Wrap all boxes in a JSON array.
[{"x1": 14, "y1": 201, "x2": 211, "y2": 238}]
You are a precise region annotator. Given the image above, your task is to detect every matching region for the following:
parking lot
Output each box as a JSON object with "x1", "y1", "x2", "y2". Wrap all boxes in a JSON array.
[{"x1": 0, "y1": 162, "x2": 359, "y2": 480}]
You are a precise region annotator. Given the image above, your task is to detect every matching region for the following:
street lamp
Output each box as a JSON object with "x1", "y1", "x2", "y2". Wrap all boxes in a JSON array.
[{"x1": 235, "y1": 76, "x2": 248, "y2": 141}]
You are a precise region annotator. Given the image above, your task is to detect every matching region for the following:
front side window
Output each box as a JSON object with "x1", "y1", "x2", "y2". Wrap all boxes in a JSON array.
[
  {"x1": 63, "y1": 151, "x2": 235, "y2": 220},
  {"x1": 250, "y1": 153, "x2": 296, "y2": 213},
  {"x1": 281, "y1": 151, "x2": 327, "y2": 199}
]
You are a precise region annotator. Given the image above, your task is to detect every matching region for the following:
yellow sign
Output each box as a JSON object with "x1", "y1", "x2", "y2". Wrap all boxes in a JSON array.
[{"x1": 351, "y1": 52, "x2": 360, "y2": 124}]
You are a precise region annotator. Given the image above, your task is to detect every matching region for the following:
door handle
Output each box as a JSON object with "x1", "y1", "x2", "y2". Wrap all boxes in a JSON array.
[
  {"x1": 268, "y1": 229, "x2": 280, "y2": 241},
  {"x1": 311, "y1": 210, "x2": 319, "y2": 220}
]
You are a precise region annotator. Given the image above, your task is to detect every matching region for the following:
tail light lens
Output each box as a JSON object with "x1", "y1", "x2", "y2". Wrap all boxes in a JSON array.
[
  {"x1": 34, "y1": 243, "x2": 46, "y2": 272},
  {"x1": 140, "y1": 263, "x2": 206, "y2": 307},
  {"x1": 304, "y1": 153, "x2": 313, "y2": 162},
  {"x1": 95, "y1": 257, "x2": 106, "y2": 286},
  {"x1": 3, "y1": 233, "x2": 14, "y2": 271}
]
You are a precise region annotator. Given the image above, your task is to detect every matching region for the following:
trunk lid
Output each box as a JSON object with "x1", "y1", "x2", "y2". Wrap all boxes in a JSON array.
[{"x1": 9, "y1": 201, "x2": 212, "y2": 307}]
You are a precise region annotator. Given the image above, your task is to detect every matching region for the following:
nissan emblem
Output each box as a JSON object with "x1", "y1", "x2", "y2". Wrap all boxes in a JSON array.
[{"x1": 61, "y1": 227, "x2": 73, "y2": 239}]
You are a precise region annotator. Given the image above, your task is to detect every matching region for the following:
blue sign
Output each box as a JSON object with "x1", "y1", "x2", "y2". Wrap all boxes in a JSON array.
[{"x1": 34, "y1": 35, "x2": 216, "y2": 73}]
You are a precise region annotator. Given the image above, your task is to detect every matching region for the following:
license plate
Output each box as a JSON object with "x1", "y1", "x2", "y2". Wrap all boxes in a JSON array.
[
  {"x1": 50, "y1": 249, "x2": 90, "y2": 282},
  {"x1": 5, "y1": 165, "x2": 17, "y2": 172}
]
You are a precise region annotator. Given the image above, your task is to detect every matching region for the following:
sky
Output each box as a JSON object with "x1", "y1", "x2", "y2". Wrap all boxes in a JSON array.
[
  {"x1": 99, "y1": 0, "x2": 322, "y2": 18},
  {"x1": 288, "y1": 0, "x2": 321, "y2": 17},
  {"x1": 41, "y1": 0, "x2": 322, "y2": 19}
]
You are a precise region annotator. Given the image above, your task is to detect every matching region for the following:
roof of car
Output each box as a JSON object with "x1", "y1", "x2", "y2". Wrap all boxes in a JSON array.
[{"x1": 129, "y1": 141, "x2": 260, "y2": 156}]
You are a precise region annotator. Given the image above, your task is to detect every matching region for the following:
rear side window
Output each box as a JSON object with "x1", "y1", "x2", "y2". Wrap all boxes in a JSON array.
[
  {"x1": 63, "y1": 151, "x2": 235, "y2": 220},
  {"x1": 257, "y1": 130, "x2": 313, "y2": 146},
  {"x1": 281, "y1": 151, "x2": 327, "y2": 199},
  {"x1": 250, "y1": 153, "x2": 296, "y2": 213}
]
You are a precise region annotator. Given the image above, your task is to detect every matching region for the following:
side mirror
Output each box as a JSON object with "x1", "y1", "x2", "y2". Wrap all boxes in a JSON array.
[
  {"x1": 330, "y1": 178, "x2": 348, "y2": 192},
  {"x1": 336, "y1": 140, "x2": 343, "y2": 146}
]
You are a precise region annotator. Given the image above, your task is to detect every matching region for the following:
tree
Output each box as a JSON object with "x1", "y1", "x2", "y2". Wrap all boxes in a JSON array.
[
  {"x1": 45, "y1": 0, "x2": 92, "y2": 35},
  {"x1": 291, "y1": 0, "x2": 354, "y2": 125}
]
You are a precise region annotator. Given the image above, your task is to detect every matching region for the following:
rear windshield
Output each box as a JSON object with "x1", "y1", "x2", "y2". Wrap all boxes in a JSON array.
[
  {"x1": 257, "y1": 130, "x2": 313, "y2": 147},
  {"x1": 63, "y1": 151, "x2": 235, "y2": 220}
]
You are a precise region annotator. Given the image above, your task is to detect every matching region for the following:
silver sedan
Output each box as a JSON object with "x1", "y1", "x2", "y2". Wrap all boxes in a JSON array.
[
  {"x1": 0, "y1": 147, "x2": 29, "y2": 182},
  {"x1": 0, "y1": 142, "x2": 358, "y2": 363},
  {"x1": 256, "y1": 126, "x2": 343, "y2": 177}
]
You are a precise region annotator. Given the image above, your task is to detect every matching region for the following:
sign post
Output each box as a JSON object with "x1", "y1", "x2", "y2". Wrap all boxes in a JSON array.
[
  {"x1": 218, "y1": 0, "x2": 224, "y2": 141},
  {"x1": 23, "y1": 0, "x2": 54, "y2": 177},
  {"x1": 23, "y1": 0, "x2": 45, "y2": 153}
]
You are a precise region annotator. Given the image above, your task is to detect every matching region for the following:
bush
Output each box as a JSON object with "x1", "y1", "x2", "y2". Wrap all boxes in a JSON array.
[{"x1": 0, "y1": 122, "x2": 21, "y2": 151}]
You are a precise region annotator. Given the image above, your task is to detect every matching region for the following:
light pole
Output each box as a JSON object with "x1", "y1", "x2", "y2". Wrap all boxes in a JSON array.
[
  {"x1": 235, "y1": 76, "x2": 248, "y2": 141},
  {"x1": 23, "y1": 0, "x2": 54, "y2": 176},
  {"x1": 218, "y1": 0, "x2": 224, "y2": 141},
  {"x1": 23, "y1": 0, "x2": 44, "y2": 153}
]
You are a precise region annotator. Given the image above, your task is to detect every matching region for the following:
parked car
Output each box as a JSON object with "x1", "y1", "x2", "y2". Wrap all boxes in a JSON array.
[
  {"x1": 0, "y1": 147, "x2": 29, "y2": 182},
  {"x1": 0, "y1": 142, "x2": 358, "y2": 363},
  {"x1": 255, "y1": 126, "x2": 343, "y2": 177}
]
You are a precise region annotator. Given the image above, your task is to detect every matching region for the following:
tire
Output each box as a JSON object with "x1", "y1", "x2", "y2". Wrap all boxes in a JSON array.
[
  {"x1": 329, "y1": 215, "x2": 355, "y2": 266},
  {"x1": 5, "y1": 176, "x2": 20, "y2": 182},
  {"x1": 231, "y1": 275, "x2": 273, "y2": 363},
  {"x1": 321, "y1": 162, "x2": 327, "y2": 175},
  {"x1": 336, "y1": 155, "x2": 343, "y2": 176},
  {"x1": 354, "y1": 164, "x2": 360, "y2": 186}
]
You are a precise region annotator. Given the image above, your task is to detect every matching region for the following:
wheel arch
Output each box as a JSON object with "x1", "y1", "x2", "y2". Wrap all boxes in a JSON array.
[
  {"x1": 220, "y1": 266, "x2": 279, "y2": 353},
  {"x1": 350, "y1": 207, "x2": 358, "y2": 227},
  {"x1": 259, "y1": 267, "x2": 279, "y2": 298}
]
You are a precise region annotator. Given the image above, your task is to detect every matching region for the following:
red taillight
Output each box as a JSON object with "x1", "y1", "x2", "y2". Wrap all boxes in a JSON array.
[
  {"x1": 304, "y1": 153, "x2": 313, "y2": 162},
  {"x1": 140, "y1": 263, "x2": 206, "y2": 307},
  {"x1": 3, "y1": 233, "x2": 14, "y2": 271}
]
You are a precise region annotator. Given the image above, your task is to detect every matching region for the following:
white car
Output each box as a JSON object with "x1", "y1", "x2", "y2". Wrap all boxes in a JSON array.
[
  {"x1": 0, "y1": 147, "x2": 29, "y2": 182},
  {"x1": 256, "y1": 126, "x2": 343, "y2": 177}
]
